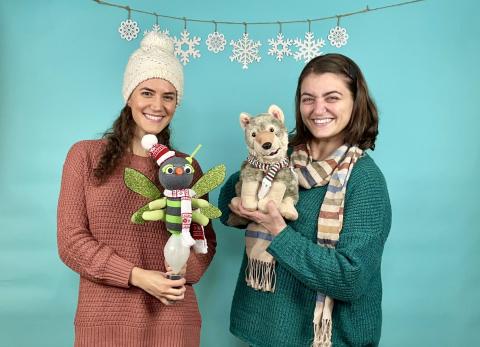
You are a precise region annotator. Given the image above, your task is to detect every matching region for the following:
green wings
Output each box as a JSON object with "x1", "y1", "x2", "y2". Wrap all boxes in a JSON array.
[{"x1": 124, "y1": 165, "x2": 226, "y2": 224}]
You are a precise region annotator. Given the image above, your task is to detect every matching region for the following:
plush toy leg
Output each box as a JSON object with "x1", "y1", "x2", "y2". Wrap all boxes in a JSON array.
[
  {"x1": 142, "y1": 209, "x2": 166, "y2": 221},
  {"x1": 231, "y1": 196, "x2": 241, "y2": 208},
  {"x1": 258, "y1": 181, "x2": 286, "y2": 213},
  {"x1": 280, "y1": 197, "x2": 298, "y2": 221},
  {"x1": 143, "y1": 198, "x2": 168, "y2": 221},
  {"x1": 241, "y1": 181, "x2": 260, "y2": 211},
  {"x1": 226, "y1": 197, "x2": 250, "y2": 226},
  {"x1": 149, "y1": 197, "x2": 167, "y2": 210},
  {"x1": 192, "y1": 198, "x2": 209, "y2": 208},
  {"x1": 192, "y1": 210, "x2": 209, "y2": 226}
]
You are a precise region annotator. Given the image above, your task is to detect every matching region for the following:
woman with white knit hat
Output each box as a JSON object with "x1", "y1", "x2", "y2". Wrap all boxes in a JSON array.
[{"x1": 57, "y1": 32, "x2": 216, "y2": 346}]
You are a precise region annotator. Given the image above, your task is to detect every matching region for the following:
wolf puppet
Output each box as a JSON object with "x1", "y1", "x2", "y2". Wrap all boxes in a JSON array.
[{"x1": 229, "y1": 104, "x2": 299, "y2": 292}]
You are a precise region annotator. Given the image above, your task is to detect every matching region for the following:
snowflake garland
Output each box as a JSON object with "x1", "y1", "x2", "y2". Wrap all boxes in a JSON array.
[
  {"x1": 206, "y1": 31, "x2": 227, "y2": 53},
  {"x1": 144, "y1": 24, "x2": 170, "y2": 37},
  {"x1": 267, "y1": 33, "x2": 293, "y2": 62},
  {"x1": 230, "y1": 33, "x2": 261, "y2": 70},
  {"x1": 116, "y1": 22, "x2": 351, "y2": 66},
  {"x1": 173, "y1": 29, "x2": 201, "y2": 65},
  {"x1": 293, "y1": 32, "x2": 325, "y2": 63},
  {"x1": 118, "y1": 19, "x2": 140, "y2": 41},
  {"x1": 328, "y1": 26, "x2": 349, "y2": 48}
]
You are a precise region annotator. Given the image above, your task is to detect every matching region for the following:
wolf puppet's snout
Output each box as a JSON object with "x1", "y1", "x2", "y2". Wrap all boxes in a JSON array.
[{"x1": 255, "y1": 131, "x2": 274, "y2": 151}]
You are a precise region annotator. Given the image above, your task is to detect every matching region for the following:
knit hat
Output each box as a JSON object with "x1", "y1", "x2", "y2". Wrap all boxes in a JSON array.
[
  {"x1": 141, "y1": 134, "x2": 175, "y2": 165},
  {"x1": 122, "y1": 32, "x2": 184, "y2": 105}
]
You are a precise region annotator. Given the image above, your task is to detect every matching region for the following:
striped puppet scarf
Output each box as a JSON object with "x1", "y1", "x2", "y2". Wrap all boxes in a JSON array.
[
  {"x1": 247, "y1": 155, "x2": 290, "y2": 199},
  {"x1": 290, "y1": 143, "x2": 363, "y2": 347},
  {"x1": 163, "y1": 189, "x2": 197, "y2": 249},
  {"x1": 244, "y1": 155, "x2": 290, "y2": 292}
]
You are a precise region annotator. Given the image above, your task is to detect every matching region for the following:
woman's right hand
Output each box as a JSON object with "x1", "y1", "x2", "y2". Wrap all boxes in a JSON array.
[{"x1": 130, "y1": 267, "x2": 186, "y2": 305}]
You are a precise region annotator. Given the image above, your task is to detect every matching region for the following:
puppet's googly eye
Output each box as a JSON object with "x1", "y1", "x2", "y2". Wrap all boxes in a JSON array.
[
  {"x1": 184, "y1": 164, "x2": 194, "y2": 174},
  {"x1": 162, "y1": 164, "x2": 174, "y2": 174},
  {"x1": 251, "y1": 132, "x2": 256, "y2": 137},
  {"x1": 269, "y1": 127, "x2": 275, "y2": 132}
]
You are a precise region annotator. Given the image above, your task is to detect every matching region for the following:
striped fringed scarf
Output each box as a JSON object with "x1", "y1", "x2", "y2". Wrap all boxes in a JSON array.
[
  {"x1": 291, "y1": 143, "x2": 363, "y2": 347},
  {"x1": 244, "y1": 155, "x2": 290, "y2": 292}
]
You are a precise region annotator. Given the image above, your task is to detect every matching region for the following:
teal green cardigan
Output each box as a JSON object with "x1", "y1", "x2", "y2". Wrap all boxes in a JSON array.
[{"x1": 218, "y1": 154, "x2": 391, "y2": 347}]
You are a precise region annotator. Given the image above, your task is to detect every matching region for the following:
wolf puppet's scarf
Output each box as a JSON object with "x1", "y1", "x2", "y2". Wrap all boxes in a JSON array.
[
  {"x1": 291, "y1": 143, "x2": 362, "y2": 347},
  {"x1": 244, "y1": 155, "x2": 290, "y2": 292}
]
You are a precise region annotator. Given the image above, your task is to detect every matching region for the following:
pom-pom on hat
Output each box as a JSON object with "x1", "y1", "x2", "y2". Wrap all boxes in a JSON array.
[
  {"x1": 141, "y1": 134, "x2": 175, "y2": 166},
  {"x1": 122, "y1": 32, "x2": 184, "y2": 105}
]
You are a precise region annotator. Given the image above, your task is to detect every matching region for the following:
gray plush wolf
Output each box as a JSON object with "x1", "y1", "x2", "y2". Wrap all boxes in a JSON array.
[{"x1": 229, "y1": 105, "x2": 298, "y2": 225}]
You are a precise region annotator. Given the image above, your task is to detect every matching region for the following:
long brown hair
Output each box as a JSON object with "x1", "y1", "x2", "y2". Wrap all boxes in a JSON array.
[
  {"x1": 93, "y1": 105, "x2": 172, "y2": 182},
  {"x1": 290, "y1": 53, "x2": 378, "y2": 150}
]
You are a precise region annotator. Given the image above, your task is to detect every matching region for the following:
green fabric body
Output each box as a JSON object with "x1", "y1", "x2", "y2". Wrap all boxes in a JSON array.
[
  {"x1": 165, "y1": 197, "x2": 182, "y2": 233},
  {"x1": 218, "y1": 154, "x2": 391, "y2": 347}
]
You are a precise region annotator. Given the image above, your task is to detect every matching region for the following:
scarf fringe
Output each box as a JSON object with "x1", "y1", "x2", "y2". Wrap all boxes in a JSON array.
[
  {"x1": 312, "y1": 318, "x2": 332, "y2": 347},
  {"x1": 245, "y1": 257, "x2": 276, "y2": 292}
]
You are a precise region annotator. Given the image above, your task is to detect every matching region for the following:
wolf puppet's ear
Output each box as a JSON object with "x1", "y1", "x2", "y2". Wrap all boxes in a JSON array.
[
  {"x1": 239, "y1": 112, "x2": 251, "y2": 129},
  {"x1": 268, "y1": 104, "x2": 285, "y2": 124}
]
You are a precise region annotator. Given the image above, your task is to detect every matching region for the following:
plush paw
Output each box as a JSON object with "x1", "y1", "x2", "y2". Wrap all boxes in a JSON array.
[
  {"x1": 242, "y1": 197, "x2": 258, "y2": 211},
  {"x1": 280, "y1": 203, "x2": 298, "y2": 221},
  {"x1": 231, "y1": 197, "x2": 241, "y2": 208},
  {"x1": 257, "y1": 198, "x2": 271, "y2": 213}
]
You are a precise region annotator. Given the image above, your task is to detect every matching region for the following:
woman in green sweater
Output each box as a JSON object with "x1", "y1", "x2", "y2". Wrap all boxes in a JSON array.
[{"x1": 218, "y1": 54, "x2": 391, "y2": 347}]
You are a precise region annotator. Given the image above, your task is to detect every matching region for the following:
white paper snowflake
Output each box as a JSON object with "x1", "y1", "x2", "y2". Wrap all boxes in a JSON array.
[
  {"x1": 206, "y1": 31, "x2": 227, "y2": 53},
  {"x1": 173, "y1": 29, "x2": 201, "y2": 65},
  {"x1": 118, "y1": 19, "x2": 140, "y2": 41},
  {"x1": 328, "y1": 26, "x2": 349, "y2": 48},
  {"x1": 268, "y1": 33, "x2": 293, "y2": 62},
  {"x1": 144, "y1": 24, "x2": 170, "y2": 37},
  {"x1": 293, "y1": 32, "x2": 325, "y2": 63},
  {"x1": 229, "y1": 33, "x2": 261, "y2": 70}
]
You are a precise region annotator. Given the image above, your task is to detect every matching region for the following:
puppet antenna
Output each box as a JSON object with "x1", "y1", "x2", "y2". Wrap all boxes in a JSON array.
[{"x1": 186, "y1": 144, "x2": 202, "y2": 164}]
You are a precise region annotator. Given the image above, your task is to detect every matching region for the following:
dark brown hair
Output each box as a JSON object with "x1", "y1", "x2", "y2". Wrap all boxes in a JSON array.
[
  {"x1": 93, "y1": 105, "x2": 172, "y2": 182},
  {"x1": 290, "y1": 53, "x2": 378, "y2": 150}
]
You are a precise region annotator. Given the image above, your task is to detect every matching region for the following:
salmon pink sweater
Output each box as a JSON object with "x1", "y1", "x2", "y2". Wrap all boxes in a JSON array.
[{"x1": 57, "y1": 140, "x2": 216, "y2": 347}]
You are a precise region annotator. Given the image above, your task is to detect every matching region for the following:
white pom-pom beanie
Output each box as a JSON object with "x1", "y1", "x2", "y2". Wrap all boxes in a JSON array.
[{"x1": 122, "y1": 32, "x2": 184, "y2": 105}]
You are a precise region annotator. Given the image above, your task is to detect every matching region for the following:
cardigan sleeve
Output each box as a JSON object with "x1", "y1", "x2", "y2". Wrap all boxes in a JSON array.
[
  {"x1": 57, "y1": 142, "x2": 134, "y2": 288},
  {"x1": 218, "y1": 171, "x2": 243, "y2": 227},
  {"x1": 267, "y1": 166, "x2": 391, "y2": 302},
  {"x1": 185, "y1": 159, "x2": 217, "y2": 284}
]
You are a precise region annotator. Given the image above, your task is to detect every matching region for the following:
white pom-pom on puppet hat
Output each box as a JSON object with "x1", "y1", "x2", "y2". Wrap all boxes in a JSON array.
[{"x1": 141, "y1": 134, "x2": 175, "y2": 166}]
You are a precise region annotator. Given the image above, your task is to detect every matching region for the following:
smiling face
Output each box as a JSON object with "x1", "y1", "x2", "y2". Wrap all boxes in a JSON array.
[
  {"x1": 300, "y1": 72, "x2": 354, "y2": 154},
  {"x1": 128, "y1": 78, "x2": 177, "y2": 139}
]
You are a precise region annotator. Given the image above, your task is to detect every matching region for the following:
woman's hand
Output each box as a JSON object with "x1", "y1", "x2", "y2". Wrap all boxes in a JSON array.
[
  {"x1": 130, "y1": 267, "x2": 186, "y2": 305},
  {"x1": 229, "y1": 199, "x2": 287, "y2": 236}
]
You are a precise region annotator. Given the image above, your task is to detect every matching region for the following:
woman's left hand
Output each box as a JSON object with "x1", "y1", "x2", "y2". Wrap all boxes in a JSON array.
[{"x1": 229, "y1": 200, "x2": 287, "y2": 236}]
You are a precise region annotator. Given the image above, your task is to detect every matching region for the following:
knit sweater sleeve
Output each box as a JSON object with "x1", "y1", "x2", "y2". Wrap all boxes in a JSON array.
[
  {"x1": 57, "y1": 142, "x2": 134, "y2": 288},
  {"x1": 185, "y1": 159, "x2": 217, "y2": 284},
  {"x1": 267, "y1": 162, "x2": 391, "y2": 302},
  {"x1": 218, "y1": 171, "x2": 241, "y2": 226}
]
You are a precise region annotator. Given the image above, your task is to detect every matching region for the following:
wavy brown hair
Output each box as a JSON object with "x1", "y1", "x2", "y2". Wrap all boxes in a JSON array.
[
  {"x1": 290, "y1": 53, "x2": 378, "y2": 150},
  {"x1": 93, "y1": 105, "x2": 172, "y2": 182}
]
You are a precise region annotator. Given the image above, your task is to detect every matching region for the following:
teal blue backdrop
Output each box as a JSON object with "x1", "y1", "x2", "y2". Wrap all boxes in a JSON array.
[{"x1": 1, "y1": 0, "x2": 479, "y2": 346}]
